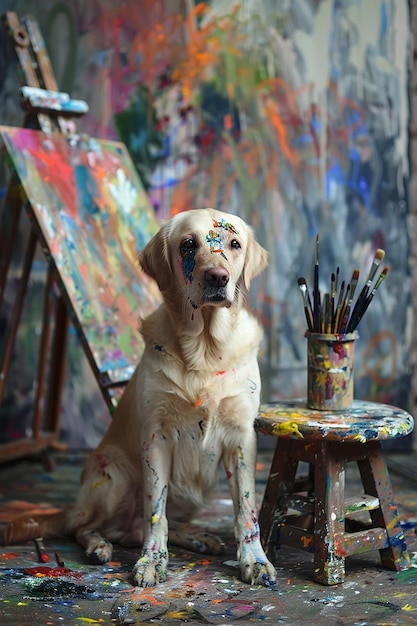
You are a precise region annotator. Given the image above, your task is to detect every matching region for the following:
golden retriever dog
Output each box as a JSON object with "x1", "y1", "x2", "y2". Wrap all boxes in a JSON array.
[{"x1": 3, "y1": 208, "x2": 277, "y2": 588}]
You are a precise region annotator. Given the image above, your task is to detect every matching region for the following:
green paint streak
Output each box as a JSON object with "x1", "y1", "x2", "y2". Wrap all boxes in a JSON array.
[
  {"x1": 397, "y1": 567, "x2": 417, "y2": 582},
  {"x1": 125, "y1": 290, "x2": 138, "y2": 310},
  {"x1": 119, "y1": 326, "x2": 132, "y2": 357}
]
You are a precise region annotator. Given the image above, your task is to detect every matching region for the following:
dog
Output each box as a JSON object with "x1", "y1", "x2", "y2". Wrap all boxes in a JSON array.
[{"x1": 3, "y1": 208, "x2": 277, "y2": 588}]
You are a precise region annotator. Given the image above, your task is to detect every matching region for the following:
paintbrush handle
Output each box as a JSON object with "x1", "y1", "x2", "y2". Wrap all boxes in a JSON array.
[
  {"x1": 298, "y1": 278, "x2": 314, "y2": 331},
  {"x1": 350, "y1": 293, "x2": 374, "y2": 330},
  {"x1": 346, "y1": 284, "x2": 369, "y2": 332},
  {"x1": 340, "y1": 306, "x2": 350, "y2": 333},
  {"x1": 313, "y1": 266, "x2": 319, "y2": 332},
  {"x1": 304, "y1": 304, "x2": 314, "y2": 331},
  {"x1": 347, "y1": 268, "x2": 389, "y2": 331}
]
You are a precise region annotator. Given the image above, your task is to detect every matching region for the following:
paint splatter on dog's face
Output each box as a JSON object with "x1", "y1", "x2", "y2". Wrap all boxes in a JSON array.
[
  {"x1": 166, "y1": 209, "x2": 266, "y2": 313},
  {"x1": 206, "y1": 217, "x2": 240, "y2": 261},
  {"x1": 179, "y1": 238, "x2": 196, "y2": 283},
  {"x1": 212, "y1": 217, "x2": 239, "y2": 235},
  {"x1": 174, "y1": 216, "x2": 243, "y2": 309},
  {"x1": 205, "y1": 218, "x2": 240, "y2": 260},
  {"x1": 206, "y1": 229, "x2": 227, "y2": 259}
]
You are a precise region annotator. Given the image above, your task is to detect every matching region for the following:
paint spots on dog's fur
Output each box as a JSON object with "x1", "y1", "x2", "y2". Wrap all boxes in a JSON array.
[
  {"x1": 212, "y1": 218, "x2": 238, "y2": 235},
  {"x1": 206, "y1": 229, "x2": 226, "y2": 256},
  {"x1": 180, "y1": 240, "x2": 196, "y2": 283}
]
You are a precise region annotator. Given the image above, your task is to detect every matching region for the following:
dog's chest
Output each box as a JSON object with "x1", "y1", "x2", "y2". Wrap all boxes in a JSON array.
[{"x1": 149, "y1": 342, "x2": 259, "y2": 414}]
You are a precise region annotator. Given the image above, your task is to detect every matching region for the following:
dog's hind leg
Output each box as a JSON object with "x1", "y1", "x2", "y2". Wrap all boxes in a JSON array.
[
  {"x1": 74, "y1": 527, "x2": 113, "y2": 564},
  {"x1": 169, "y1": 525, "x2": 226, "y2": 555},
  {"x1": 66, "y1": 448, "x2": 133, "y2": 564}
]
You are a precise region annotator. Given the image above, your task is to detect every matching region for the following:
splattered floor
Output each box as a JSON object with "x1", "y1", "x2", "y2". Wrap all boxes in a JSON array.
[{"x1": 0, "y1": 449, "x2": 417, "y2": 625}]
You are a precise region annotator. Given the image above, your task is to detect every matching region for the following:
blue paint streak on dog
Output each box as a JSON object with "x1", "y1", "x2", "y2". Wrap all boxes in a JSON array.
[{"x1": 180, "y1": 242, "x2": 196, "y2": 283}]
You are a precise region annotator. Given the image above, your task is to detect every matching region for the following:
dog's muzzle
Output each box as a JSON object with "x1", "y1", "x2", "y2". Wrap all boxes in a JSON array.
[{"x1": 203, "y1": 267, "x2": 230, "y2": 304}]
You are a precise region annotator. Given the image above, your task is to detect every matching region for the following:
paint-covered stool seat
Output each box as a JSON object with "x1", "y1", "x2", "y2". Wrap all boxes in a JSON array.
[{"x1": 255, "y1": 399, "x2": 414, "y2": 585}]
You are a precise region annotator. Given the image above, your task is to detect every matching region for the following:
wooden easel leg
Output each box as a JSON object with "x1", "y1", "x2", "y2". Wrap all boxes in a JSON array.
[
  {"x1": 0, "y1": 178, "x2": 22, "y2": 308},
  {"x1": 313, "y1": 442, "x2": 346, "y2": 585},
  {"x1": 43, "y1": 292, "x2": 68, "y2": 436},
  {"x1": 0, "y1": 227, "x2": 37, "y2": 407},
  {"x1": 32, "y1": 267, "x2": 54, "y2": 439},
  {"x1": 358, "y1": 441, "x2": 410, "y2": 571}
]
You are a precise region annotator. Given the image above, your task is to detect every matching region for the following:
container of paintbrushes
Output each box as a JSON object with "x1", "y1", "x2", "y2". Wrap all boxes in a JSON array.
[{"x1": 305, "y1": 331, "x2": 358, "y2": 411}]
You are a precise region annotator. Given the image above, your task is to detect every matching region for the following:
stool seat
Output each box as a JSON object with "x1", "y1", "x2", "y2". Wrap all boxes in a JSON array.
[
  {"x1": 256, "y1": 399, "x2": 414, "y2": 442},
  {"x1": 255, "y1": 399, "x2": 414, "y2": 585}
]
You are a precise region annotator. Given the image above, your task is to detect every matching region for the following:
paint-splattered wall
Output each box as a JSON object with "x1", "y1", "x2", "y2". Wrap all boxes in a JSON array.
[{"x1": 0, "y1": 0, "x2": 413, "y2": 447}]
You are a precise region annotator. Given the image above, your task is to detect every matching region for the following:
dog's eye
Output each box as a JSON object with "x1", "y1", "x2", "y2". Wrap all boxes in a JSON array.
[
  {"x1": 230, "y1": 239, "x2": 241, "y2": 250},
  {"x1": 181, "y1": 238, "x2": 196, "y2": 251}
]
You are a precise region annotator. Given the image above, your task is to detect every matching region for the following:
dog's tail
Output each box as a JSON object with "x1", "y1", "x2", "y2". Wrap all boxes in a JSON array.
[{"x1": 2, "y1": 508, "x2": 74, "y2": 546}]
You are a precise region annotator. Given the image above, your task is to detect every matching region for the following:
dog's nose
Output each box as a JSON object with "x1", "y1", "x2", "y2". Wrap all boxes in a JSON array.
[{"x1": 205, "y1": 267, "x2": 230, "y2": 287}]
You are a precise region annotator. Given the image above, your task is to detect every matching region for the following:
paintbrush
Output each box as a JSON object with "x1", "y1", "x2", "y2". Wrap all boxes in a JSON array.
[
  {"x1": 34, "y1": 537, "x2": 49, "y2": 563},
  {"x1": 324, "y1": 292, "x2": 332, "y2": 333},
  {"x1": 313, "y1": 234, "x2": 320, "y2": 332},
  {"x1": 349, "y1": 266, "x2": 389, "y2": 330},
  {"x1": 333, "y1": 280, "x2": 345, "y2": 332},
  {"x1": 347, "y1": 250, "x2": 385, "y2": 332},
  {"x1": 340, "y1": 269, "x2": 359, "y2": 333},
  {"x1": 297, "y1": 277, "x2": 314, "y2": 331},
  {"x1": 330, "y1": 272, "x2": 336, "y2": 330},
  {"x1": 337, "y1": 283, "x2": 350, "y2": 332}
]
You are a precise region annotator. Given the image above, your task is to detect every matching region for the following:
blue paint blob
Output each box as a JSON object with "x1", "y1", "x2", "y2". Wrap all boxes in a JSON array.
[{"x1": 180, "y1": 244, "x2": 195, "y2": 283}]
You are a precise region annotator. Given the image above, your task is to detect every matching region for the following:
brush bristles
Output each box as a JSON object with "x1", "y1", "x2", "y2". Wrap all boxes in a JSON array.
[{"x1": 374, "y1": 249, "x2": 385, "y2": 263}]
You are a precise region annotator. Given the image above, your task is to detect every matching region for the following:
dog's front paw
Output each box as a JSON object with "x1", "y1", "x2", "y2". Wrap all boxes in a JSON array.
[
  {"x1": 240, "y1": 558, "x2": 277, "y2": 587},
  {"x1": 238, "y1": 539, "x2": 277, "y2": 587},
  {"x1": 132, "y1": 550, "x2": 168, "y2": 587}
]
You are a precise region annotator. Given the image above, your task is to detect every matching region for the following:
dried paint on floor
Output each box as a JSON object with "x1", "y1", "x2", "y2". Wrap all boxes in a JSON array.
[{"x1": 0, "y1": 451, "x2": 417, "y2": 625}]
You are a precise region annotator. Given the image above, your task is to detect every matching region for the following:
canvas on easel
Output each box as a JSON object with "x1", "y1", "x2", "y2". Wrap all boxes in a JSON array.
[{"x1": 0, "y1": 126, "x2": 161, "y2": 388}]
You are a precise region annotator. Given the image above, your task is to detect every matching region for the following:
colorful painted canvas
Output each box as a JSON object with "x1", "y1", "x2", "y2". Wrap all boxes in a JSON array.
[{"x1": 0, "y1": 126, "x2": 161, "y2": 386}]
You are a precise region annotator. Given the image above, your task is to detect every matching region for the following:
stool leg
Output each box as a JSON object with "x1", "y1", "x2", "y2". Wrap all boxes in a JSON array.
[
  {"x1": 259, "y1": 438, "x2": 298, "y2": 560},
  {"x1": 313, "y1": 442, "x2": 346, "y2": 585},
  {"x1": 358, "y1": 442, "x2": 410, "y2": 571}
]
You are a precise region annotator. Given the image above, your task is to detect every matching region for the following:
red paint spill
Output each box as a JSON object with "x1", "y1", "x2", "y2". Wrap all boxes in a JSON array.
[
  {"x1": 23, "y1": 566, "x2": 83, "y2": 579},
  {"x1": 0, "y1": 552, "x2": 18, "y2": 560}
]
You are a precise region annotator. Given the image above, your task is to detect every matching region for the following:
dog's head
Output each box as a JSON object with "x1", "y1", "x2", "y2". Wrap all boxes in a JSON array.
[{"x1": 139, "y1": 208, "x2": 267, "y2": 312}]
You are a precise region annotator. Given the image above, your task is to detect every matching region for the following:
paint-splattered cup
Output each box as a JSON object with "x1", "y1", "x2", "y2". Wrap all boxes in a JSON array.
[{"x1": 305, "y1": 331, "x2": 359, "y2": 411}]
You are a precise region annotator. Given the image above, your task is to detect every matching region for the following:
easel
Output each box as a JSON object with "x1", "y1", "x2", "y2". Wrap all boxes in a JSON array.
[{"x1": 0, "y1": 13, "x2": 137, "y2": 464}]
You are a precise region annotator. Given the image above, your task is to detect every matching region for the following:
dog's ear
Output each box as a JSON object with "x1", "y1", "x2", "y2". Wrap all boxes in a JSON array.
[
  {"x1": 243, "y1": 231, "x2": 268, "y2": 290},
  {"x1": 138, "y1": 223, "x2": 172, "y2": 292}
]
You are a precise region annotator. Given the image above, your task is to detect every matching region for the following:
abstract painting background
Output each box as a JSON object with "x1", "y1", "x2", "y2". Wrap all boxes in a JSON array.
[{"x1": 0, "y1": 0, "x2": 412, "y2": 447}]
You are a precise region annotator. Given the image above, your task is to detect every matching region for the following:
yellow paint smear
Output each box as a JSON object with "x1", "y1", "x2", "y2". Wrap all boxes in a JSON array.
[
  {"x1": 272, "y1": 421, "x2": 303, "y2": 438},
  {"x1": 92, "y1": 475, "x2": 110, "y2": 489}
]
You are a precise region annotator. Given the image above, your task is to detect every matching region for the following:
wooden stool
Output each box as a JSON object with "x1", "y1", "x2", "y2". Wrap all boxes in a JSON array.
[{"x1": 255, "y1": 399, "x2": 414, "y2": 585}]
